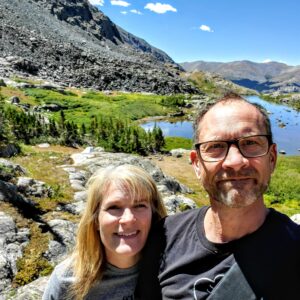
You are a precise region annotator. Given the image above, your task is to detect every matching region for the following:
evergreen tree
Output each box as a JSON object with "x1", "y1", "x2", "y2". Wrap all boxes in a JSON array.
[
  {"x1": 152, "y1": 124, "x2": 165, "y2": 152},
  {"x1": 0, "y1": 94, "x2": 16, "y2": 146},
  {"x1": 0, "y1": 93, "x2": 8, "y2": 143}
]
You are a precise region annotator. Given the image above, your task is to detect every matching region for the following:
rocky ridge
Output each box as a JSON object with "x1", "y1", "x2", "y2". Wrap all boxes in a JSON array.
[
  {"x1": 0, "y1": 147, "x2": 196, "y2": 298},
  {"x1": 181, "y1": 60, "x2": 300, "y2": 94},
  {"x1": 0, "y1": 0, "x2": 198, "y2": 94}
]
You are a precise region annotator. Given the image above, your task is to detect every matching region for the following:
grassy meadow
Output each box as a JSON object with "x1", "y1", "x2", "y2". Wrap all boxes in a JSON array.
[
  {"x1": 1, "y1": 82, "x2": 300, "y2": 216},
  {"x1": 1, "y1": 86, "x2": 185, "y2": 124}
]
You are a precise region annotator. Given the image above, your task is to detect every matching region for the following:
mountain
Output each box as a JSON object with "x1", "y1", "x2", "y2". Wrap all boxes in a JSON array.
[
  {"x1": 0, "y1": 0, "x2": 198, "y2": 94},
  {"x1": 180, "y1": 60, "x2": 300, "y2": 93}
]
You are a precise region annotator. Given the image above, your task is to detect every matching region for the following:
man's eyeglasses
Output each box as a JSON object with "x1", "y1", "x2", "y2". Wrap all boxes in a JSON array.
[{"x1": 194, "y1": 135, "x2": 272, "y2": 162}]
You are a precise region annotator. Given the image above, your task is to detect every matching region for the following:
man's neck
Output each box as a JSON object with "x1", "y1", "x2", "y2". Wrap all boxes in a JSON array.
[{"x1": 204, "y1": 200, "x2": 269, "y2": 243}]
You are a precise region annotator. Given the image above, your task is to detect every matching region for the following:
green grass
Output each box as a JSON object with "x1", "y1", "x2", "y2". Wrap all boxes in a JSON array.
[
  {"x1": 21, "y1": 88, "x2": 180, "y2": 125},
  {"x1": 11, "y1": 145, "x2": 75, "y2": 211},
  {"x1": 14, "y1": 223, "x2": 53, "y2": 286},
  {"x1": 163, "y1": 136, "x2": 193, "y2": 151},
  {"x1": 261, "y1": 93, "x2": 300, "y2": 110},
  {"x1": 265, "y1": 155, "x2": 300, "y2": 215},
  {"x1": 186, "y1": 72, "x2": 219, "y2": 94},
  {"x1": 10, "y1": 76, "x2": 43, "y2": 85}
]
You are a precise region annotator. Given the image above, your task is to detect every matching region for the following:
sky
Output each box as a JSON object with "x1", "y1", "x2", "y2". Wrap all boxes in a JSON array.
[{"x1": 88, "y1": 0, "x2": 300, "y2": 66}]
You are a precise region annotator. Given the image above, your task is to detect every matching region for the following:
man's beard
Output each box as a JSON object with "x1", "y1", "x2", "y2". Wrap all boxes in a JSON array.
[{"x1": 204, "y1": 169, "x2": 270, "y2": 208}]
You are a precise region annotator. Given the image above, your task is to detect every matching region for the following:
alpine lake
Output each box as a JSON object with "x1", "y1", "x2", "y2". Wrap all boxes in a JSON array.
[{"x1": 141, "y1": 96, "x2": 300, "y2": 155}]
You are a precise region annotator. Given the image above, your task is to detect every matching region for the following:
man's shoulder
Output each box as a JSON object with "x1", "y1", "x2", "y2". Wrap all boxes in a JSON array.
[
  {"x1": 268, "y1": 208, "x2": 300, "y2": 239},
  {"x1": 164, "y1": 206, "x2": 207, "y2": 226},
  {"x1": 149, "y1": 207, "x2": 206, "y2": 246},
  {"x1": 153, "y1": 207, "x2": 208, "y2": 243}
]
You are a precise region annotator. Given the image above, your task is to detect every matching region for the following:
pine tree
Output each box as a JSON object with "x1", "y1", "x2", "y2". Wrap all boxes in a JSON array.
[
  {"x1": 152, "y1": 124, "x2": 165, "y2": 152},
  {"x1": 0, "y1": 93, "x2": 15, "y2": 145},
  {"x1": 0, "y1": 93, "x2": 8, "y2": 143}
]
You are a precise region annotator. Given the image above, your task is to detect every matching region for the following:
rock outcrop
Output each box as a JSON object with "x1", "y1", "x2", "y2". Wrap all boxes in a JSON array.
[
  {"x1": 0, "y1": 212, "x2": 30, "y2": 292},
  {"x1": 0, "y1": 0, "x2": 198, "y2": 94}
]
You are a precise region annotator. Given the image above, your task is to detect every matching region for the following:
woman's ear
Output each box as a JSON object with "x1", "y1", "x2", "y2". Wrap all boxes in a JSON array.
[{"x1": 190, "y1": 150, "x2": 201, "y2": 179}]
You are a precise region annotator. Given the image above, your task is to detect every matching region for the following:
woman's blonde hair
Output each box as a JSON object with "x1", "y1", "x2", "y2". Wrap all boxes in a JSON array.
[{"x1": 70, "y1": 164, "x2": 167, "y2": 299}]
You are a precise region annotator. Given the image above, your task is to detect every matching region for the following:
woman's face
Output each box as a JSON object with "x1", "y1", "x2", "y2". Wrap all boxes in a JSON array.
[{"x1": 98, "y1": 183, "x2": 152, "y2": 268}]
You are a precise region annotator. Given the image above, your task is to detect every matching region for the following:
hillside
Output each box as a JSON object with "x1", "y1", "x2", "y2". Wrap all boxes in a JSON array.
[
  {"x1": 0, "y1": 0, "x2": 198, "y2": 94},
  {"x1": 181, "y1": 60, "x2": 300, "y2": 93}
]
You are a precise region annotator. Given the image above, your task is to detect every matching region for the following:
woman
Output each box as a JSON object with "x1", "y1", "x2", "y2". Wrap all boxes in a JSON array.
[{"x1": 42, "y1": 164, "x2": 167, "y2": 300}]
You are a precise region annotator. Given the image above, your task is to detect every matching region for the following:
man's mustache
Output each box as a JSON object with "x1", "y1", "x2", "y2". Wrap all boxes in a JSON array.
[{"x1": 215, "y1": 169, "x2": 257, "y2": 181}]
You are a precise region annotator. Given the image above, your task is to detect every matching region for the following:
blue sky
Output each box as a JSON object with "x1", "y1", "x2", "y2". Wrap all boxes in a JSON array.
[{"x1": 88, "y1": 0, "x2": 300, "y2": 66}]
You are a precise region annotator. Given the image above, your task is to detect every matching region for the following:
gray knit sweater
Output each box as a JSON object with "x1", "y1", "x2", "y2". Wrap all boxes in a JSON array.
[{"x1": 42, "y1": 258, "x2": 139, "y2": 300}]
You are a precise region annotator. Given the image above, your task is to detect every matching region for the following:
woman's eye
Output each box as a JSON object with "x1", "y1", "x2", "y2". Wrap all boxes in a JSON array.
[
  {"x1": 106, "y1": 205, "x2": 120, "y2": 211},
  {"x1": 134, "y1": 203, "x2": 148, "y2": 209}
]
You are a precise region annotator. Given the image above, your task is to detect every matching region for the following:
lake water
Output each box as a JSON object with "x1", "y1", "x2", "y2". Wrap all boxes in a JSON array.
[{"x1": 140, "y1": 96, "x2": 300, "y2": 155}]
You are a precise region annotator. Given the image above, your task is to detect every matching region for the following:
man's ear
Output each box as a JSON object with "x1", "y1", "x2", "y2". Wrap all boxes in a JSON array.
[
  {"x1": 269, "y1": 143, "x2": 277, "y2": 173},
  {"x1": 190, "y1": 150, "x2": 201, "y2": 179}
]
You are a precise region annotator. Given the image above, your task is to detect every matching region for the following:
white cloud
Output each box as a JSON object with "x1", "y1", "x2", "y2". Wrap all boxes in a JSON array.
[
  {"x1": 262, "y1": 59, "x2": 272, "y2": 63},
  {"x1": 111, "y1": 0, "x2": 130, "y2": 7},
  {"x1": 144, "y1": 3, "x2": 177, "y2": 14},
  {"x1": 130, "y1": 9, "x2": 142, "y2": 15},
  {"x1": 89, "y1": 0, "x2": 104, "y2": 6},
  {"x1": 121, "y1": 11, "x2": 128, "y2": 14},
  {"x1": 199, "y1": 25, "x2": 213, "y2": 32}
]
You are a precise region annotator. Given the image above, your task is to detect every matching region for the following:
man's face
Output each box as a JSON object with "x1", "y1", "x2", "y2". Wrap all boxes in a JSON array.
[{"x1": 190, "y1": 101, "x2": 277, "y2": 208}]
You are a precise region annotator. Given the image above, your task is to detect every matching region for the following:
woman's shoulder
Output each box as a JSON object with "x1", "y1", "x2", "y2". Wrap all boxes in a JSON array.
[
  {"x1": 52, "y1": 257, "x2": 75, "y2": 282},
  {"x1": 42, "y1": 257, "x2": 75, "y2": 300}
]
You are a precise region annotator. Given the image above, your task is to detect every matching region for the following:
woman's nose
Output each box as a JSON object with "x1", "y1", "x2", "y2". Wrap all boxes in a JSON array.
[{"x1": 119, "y1": 208, "x2": 136, "y2": 223}]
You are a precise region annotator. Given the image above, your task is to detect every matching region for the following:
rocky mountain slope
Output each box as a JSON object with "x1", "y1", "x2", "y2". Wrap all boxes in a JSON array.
[
  {"x1": 181, "y1": 60, "x2": 300, "y2": 93},
  {"x1": 0, "y1": 0, "x2": 197, "y2": 94}
]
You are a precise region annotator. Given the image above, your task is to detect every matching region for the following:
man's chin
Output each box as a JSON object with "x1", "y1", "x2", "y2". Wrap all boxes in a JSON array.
[{"x1": 215, "y1": 189, "x2": 259, "y2": 208}]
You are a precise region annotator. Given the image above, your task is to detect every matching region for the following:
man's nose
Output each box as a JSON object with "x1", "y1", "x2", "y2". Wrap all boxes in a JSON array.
[
  {"x1": 119, "y1": 208, "x2": 136, "y2": 223},
  {"x1": 222, "y1": 144, "x2": 249, "y2": 171}
]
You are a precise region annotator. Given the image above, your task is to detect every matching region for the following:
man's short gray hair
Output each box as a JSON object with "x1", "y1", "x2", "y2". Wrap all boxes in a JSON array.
[{"x1": 192, "y1": 92, "x2": 273, "y2": 145}]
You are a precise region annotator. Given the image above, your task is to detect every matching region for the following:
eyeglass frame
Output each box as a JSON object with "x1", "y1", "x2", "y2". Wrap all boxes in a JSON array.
[{"x1": 194, "y1": 134, "x2": 273, "y2": 162}]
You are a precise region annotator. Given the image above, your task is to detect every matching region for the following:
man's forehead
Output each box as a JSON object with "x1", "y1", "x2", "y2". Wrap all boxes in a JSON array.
[
  {"x1": 198, "y1": 100, "x2": 266, "y2": 138},
  {"x1": 204, "y1": 101, "x2": 262, "y2": 120}
]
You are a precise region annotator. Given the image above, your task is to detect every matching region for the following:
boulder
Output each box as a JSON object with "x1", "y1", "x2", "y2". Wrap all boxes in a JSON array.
[
  {"x1": 0, "y1": 212, "x2": 29, "y2": 292},
  {"x1": 0, "y1": 159, "x2": 26, "y2": 181},
  {"x1": 47, "y1": 219, "x2": 77, "y2": 250},
  {"x1": 291, "y1": 214, "x2": 300, "y2": 225},
  {"x1": 0, "y1": 79, "x2": 6, "y2": 87},
  {"x1": 2, "y1": 276, "x2": 48, "y2": 300},
  {"x1": 17, "y1": 177, "x2": 53, "y2": 198},
  {"x1": 170, "y1": 148, "x2": 189, "y2": 158},
  {"x1": 0, "y1": 144, "x2": 20, "y2": 158},
  {"x1": 37, "y1": 143, "x2": 50, "y2": 148},
  {"x1": 163, "y1": 195, "x2": 197, "y2": 215},
  {"x1": 10, "y1": 96, "x2": 20, "y2": 104}
]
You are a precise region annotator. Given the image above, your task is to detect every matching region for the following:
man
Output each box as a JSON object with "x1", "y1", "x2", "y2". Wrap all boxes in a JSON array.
[{"x1": 137, "y1": 93, "x2": 300, "y2": 299}]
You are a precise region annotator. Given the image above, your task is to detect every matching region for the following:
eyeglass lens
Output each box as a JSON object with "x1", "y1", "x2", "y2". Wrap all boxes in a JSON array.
[{"x1": 199, "y1": 135, "x2": 269, "y2": 161}]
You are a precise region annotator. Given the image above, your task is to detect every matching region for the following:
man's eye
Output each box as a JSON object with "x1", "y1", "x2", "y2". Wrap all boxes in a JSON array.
[
  {"x1": 243, "y1": 139, "x2": 260, "y2": 147},
  {"x1": 211, "y1": 143, "x2": 225, "y2": 149},
  {"x1": 205, "y1": 143, "x2": 225, "y2": 151}
]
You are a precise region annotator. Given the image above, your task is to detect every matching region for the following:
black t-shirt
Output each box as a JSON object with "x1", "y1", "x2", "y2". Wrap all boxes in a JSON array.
[
  {"x1": 137, "y1": 207, "x2": 300, "y2": 300},
  {"x1": 159, "y1": 206, "x2": 235, "y2": 299}
]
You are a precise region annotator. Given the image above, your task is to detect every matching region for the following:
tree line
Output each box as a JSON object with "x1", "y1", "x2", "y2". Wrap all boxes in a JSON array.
[{"x1": 0, "y1": 94, "x2": 165, "y2": 155}]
